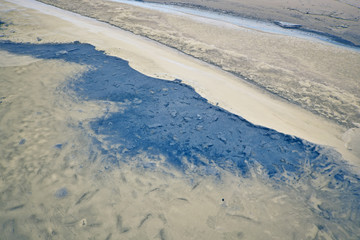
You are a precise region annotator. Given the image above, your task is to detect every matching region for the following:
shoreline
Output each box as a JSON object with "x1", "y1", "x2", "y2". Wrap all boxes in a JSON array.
[{"x1": 2, "y1": 0, "x2": 360, "y2": 165}]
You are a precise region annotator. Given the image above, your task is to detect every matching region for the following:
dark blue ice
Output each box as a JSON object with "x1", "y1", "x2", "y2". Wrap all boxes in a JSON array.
[
  {"x1": 0, "y1": 41, "x2": 327, "y2": 177},
  {"x1": 1, "y1": 41, "x2": 360, "y2": 237}
]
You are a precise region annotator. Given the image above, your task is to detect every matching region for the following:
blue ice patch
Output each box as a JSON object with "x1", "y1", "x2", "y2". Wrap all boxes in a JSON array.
[
  {"x1": 0, "y1": 41, "x2": 352, "y2": 175},
  {"x1": 0, "y1": 40, "x2": 354, "y2": 177},
  {"x1": 1, "y1": 41, "x2": 360, "y2": 237}
]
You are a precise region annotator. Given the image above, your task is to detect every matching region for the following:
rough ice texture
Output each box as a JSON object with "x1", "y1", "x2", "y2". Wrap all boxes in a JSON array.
[{"x1": 1, "y1": 41, "x2": 360, "y2": 238}]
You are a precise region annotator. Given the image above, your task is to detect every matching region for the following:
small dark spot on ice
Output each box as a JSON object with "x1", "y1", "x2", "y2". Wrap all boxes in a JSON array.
[
  {"x1": 54, "y1": 144, "x2": 63, "y2": 149},
  {"x1": 159, "y1": 229, "x2": 167, "y2": 240},
  {"x1": 7, "y1": 204, "x2": 25, "y2": 211},
  {"x1": 217, "y1": 133, "x2": 227, "y2": 144},
  {"x1": 183, "y1": 116, "x2": 192, "y2": 122},
  {"x1": 191, "y1": 182, "x2": 200, "y2": 190},
  {"x1": 117, "y1": 215, "x2": 131, "y2": 233},
  {"x1": 147, "y1": 123, "x2": 162, "y2": 129},
  {"x1": 138, "y1": 213, "x2": 152, "y2": 228},
  {"x1": 76, "y1": 192, "x2": 89, "y2": 205},
  {"x1": 19, "y1": 139, "x2": 26, "y2": 145},
  {"x1": 105, "y1": 233, "x2": 112, "y2": 240},
  {"x1": 317, "y1": 225, "x2": 325, "y2": 230},
  {"x1": 55, "y1": 187, "x2": 68, "y2": 198},
  {"x1": 147, "y1": 187, "x2": 160, "y2": 194},
  {"x1": 75, "y1": 189, "x2": 99, "y2": 205},
  {"x1": 176, "y1": 198, "x2": 189, "y2": 202}
]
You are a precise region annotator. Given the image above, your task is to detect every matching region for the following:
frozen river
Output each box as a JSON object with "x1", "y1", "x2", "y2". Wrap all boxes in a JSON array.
[{"x1": 1, "y1": 0, "x2": 360, "y2": 239}]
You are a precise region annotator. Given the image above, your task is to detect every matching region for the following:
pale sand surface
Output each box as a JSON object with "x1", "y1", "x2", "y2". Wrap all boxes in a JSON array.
[
  {"x1": 2, "y1": 0, "x2": 359, "y2": 165},
  {"x1": 0, "y1": 1, "x2": 359, "y2": 239}
]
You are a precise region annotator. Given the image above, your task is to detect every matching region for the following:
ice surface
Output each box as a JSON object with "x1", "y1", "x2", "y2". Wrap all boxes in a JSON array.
[{"x1": 1, "y1": 41, "x2": 360, "y2": 239}]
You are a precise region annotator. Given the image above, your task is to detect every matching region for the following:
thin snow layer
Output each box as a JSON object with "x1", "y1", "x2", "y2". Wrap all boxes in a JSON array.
[{"x1": 1, "y1": 41, "x2": 360, "y2": 239}]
